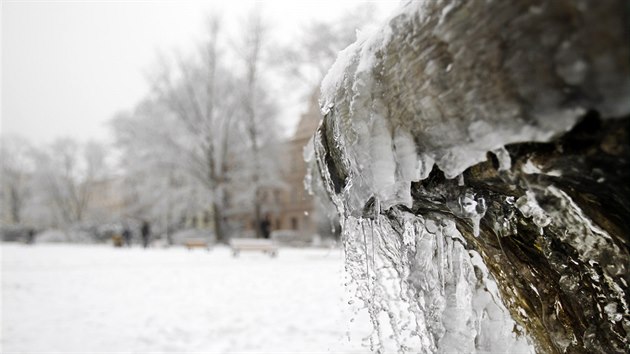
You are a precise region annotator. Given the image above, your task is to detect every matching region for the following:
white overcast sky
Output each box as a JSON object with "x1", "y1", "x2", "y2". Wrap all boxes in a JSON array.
[{"x1": 1, "y1": 0, "x2": 399, "y2": 145}]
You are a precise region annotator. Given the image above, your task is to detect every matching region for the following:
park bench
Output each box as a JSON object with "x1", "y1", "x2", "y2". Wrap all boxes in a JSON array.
[
  {"x1": 184, "y1": 239, "x2": 210, "y2": 251},
  {"x1": 230, "y1": 238, "x2": 278, "y2": 257},
  {"x1": 112, "y1": 234, "x2": 123, "y2": 247}
]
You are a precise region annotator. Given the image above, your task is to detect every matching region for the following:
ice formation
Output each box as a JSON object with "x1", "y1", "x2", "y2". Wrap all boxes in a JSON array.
[
  {"x1": 340, "y1": 210, "x2": 532, "y2": 353},
  {"x1": 312, "y1": 0, "x2": 629, "y2": 353}
]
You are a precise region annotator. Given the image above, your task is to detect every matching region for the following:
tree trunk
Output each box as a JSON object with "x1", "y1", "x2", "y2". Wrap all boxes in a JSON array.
[
  {"x1": 212, "y1": 200, "x2": 225, "y2": 244},
  {"x1": 314, "y1": 0, "x2": 629, "y2": 353},
  {"x1": 9, "y1": 186, "x2": 21, "y2": 224},
  {"x1": 253, "y1": 189, "x2": 262, "y2": 238}
]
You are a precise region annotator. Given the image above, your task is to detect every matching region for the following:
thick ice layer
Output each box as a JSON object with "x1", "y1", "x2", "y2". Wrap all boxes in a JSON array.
[
  {"x1": 314, "y1": 0, "x2": 630, "y2": 353},
  {"x1": 319, "y1": 0, "x2": 630, "y2": 214}
]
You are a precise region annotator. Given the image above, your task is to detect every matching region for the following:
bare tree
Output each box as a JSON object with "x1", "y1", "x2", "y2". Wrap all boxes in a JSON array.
[
  {"x1": 233, "y1": 10, "x2": 286, "y2": 237},
  {"x1": 112, "y1": 12, "x2": 286, "y2": 241},
  {"x1": 278, "y1": 3, "x2": 377, "y2": 88},
  {"x1": 111, "y1": 103, "x2": 213, "y2": 242},
  {"x1": 141, "y1": 16, "x2": 240, "y2": 243},
  {"x1": 0, "y1": 135, "x2": 34, "y2": 224},
  {"x1": 30, "y1": 138, "x2": 107, "y2": 227}
]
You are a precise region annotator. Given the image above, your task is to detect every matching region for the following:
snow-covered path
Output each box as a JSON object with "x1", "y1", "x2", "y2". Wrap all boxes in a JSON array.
[{"x1": 1, "y1": 243, "x2": 372, "y2": 353}]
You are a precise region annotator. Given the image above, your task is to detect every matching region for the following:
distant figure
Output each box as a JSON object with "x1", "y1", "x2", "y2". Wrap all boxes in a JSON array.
[
  {"x1": 26, "y1": 228, "x2": 35, "y2": 244},
  {"x1": 141, "y1": 221, "x2": 150, "y2": 248},
  {"x1": 112, "y1": 233, "x2": 123, "y2": 247},
  {"x1": 260, "y1": 216, "x2": 271, "y2": 239},
  {"x1": 122, "y1": 227, "x2": 132, "y2": 247}
]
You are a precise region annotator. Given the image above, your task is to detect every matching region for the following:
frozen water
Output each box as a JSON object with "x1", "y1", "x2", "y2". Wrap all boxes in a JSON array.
[
  {"x1": 516, "y1": 191, "x2": 551, "y2": 235},
  {"x1": 318, "y1": 0, "x2": 630, "y2": 216},
  {"x1": 340, "y1": 210, "x2": 533, "y2": 353},
  {"x1": 314, "y1": 0, "x2": 630, "y2": 352}
]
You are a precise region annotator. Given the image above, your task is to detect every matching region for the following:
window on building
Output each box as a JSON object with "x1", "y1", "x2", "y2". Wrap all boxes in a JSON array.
[
  {"x1": 291, "y1": 217, "x2": 298, "y2": 230},
  {"x1": 276, "y1": 218, "x2": 282, "y2": 230}
]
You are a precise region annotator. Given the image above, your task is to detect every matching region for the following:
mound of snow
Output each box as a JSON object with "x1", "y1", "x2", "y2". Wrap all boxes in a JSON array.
[
  {"x1": 35, "y1": 229, "x2": 68, "y2": 243},
  {"x1": 170, "y1": 228, "x2": 215, "y2": 245}
]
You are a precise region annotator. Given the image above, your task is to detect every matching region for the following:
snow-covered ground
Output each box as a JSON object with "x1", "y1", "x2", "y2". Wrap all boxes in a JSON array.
[{"x1": 1, "y1": 243, "x2": 373, "y2": 353}]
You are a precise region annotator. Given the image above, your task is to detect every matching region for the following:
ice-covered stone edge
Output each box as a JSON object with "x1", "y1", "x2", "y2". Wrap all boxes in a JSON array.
[{"x1": 318, "y1": 0, "x2": 630, "y2": 215}]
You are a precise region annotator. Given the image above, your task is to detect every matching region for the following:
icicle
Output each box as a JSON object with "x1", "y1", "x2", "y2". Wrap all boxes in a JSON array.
[
  {"x1": 341, "y1": 211, "x2": 530, "y2": 353},
  {"x1": 491, "y1": 146, "x2": 512, "y2": 171}
]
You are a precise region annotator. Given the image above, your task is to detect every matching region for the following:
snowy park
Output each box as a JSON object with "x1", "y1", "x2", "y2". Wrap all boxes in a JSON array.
[
  {"x1": 2, "y1": 0, "x2": 629, "y2": 353},
  {"x1": 1, "y1": 243, "x2": 372, "y2": 353}
]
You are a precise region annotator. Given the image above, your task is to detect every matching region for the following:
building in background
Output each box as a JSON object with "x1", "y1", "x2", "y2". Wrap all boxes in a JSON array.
[
  {"x1": 273, "y1": 94, "x2": 321, "y2": 236},
  {"x1": 228, "y1": 94, "x2": 322, "y2": 240}
]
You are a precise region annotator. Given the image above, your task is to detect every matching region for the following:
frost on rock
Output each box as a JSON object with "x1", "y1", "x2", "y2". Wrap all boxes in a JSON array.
[
  {"x1": 341, "y1": 210, "x2": 531, "y2": 353},
  {"x1": 515, "y1": 191, "x2": 551, "y2": 235},
  {"x1": 314, "y1": 0, "x2": 629, "y2": 353}
]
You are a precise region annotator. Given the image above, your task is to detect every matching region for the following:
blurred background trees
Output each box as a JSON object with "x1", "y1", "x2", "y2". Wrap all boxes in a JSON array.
[
  {"x1": 0, "y1": 136, "x2": 34, "y2": 225},
  {"x1": 0, "y1": 3, "x2": 380, "y2": 245},
  {"x1": 1, "y1": 137, "x2": 110, "y2": 233}
]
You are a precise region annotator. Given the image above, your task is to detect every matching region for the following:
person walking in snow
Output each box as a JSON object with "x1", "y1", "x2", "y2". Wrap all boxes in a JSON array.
[
  {"x1": 26, "y1": 228, "x2": 35, "y2": 244},
  {"x1": 122, "y1": 227, "x2": 132, "y2": 247},
  {"x1": 141, "y1": 221, "x2": 150, "y2": 248},
  {"x1": 260, "y1": 215, "x2": 271, "y2": 239}
]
